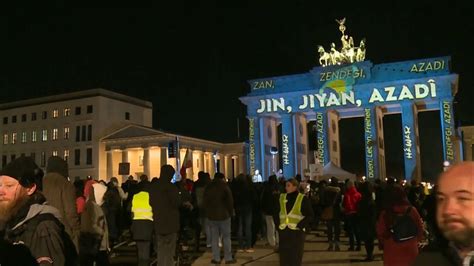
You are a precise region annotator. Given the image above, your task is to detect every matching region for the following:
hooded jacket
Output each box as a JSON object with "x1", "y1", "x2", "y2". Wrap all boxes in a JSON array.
[
  {"x1": 148, "y1": 166, "x2": 180, "y2": 234},
  {"x1": 343, "y1": 186, "x2": 362, "y2": 214},
  {"x1": 3, "y1": 193, "x2": 77, "y2": 266},
  {"x1": 42, "y1": 157, "x2": 80, "y2": 250}
]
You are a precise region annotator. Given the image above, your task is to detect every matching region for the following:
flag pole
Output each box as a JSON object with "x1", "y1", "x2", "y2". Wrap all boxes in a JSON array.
[{"x1": 176, "y1": 136, "x2": 181, "y2": 179}]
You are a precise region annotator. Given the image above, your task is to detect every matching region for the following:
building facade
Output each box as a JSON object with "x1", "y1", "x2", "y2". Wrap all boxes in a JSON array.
[
  {"x1": 102, "y1": 125, "x2": 246, "y2": 183},
  {"x1": 1, "y1": 89, "x2": 246, "y2": 182}
]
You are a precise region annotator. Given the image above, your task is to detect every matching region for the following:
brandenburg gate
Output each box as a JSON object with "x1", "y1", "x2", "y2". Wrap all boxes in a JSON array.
[{"x1": 239, "y1": 18, "x2": 459, "y2": 181}]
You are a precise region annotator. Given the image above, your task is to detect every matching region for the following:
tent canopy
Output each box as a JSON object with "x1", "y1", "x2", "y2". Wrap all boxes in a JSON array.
[{"x1": 322, "y1": 161, "x2": 356, "y2": 181}]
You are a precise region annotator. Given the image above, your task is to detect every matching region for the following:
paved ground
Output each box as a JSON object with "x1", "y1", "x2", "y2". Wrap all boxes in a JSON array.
[{"x1": 111, "y1": 227, "x2": 384, "y2": 265}]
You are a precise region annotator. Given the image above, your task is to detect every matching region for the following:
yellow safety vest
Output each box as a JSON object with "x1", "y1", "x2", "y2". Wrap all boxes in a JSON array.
[
  {"x1": 279, "y1": 193, "x2": 305, "y2": 230},
  {"x1": 132, "y1": 192, "x2": 153, "y2": 221}
]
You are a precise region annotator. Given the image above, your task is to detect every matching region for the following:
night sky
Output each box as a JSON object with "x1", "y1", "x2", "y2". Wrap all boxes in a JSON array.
[{"x1": 2, "y1": 3, "x2": 473, "y2": 180}]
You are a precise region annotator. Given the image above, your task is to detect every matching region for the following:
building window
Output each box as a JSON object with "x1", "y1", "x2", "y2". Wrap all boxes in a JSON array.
[
  {"x1": 52, "y1": 128, "x2": 58, "y2": 140},
  {"x1": 32, "y1": 130, "x2": 37, "y2": 142},
  {"x1": 11, "y1": 154, "x2": 16, "y2": 162},
  {"x1": 87, "y1": 105, "x2": 93, "y2": 114},
  {"x1": 86, "y1": 148, "x2": 92, "y2": 165},
  {"x1": 64, "y1": 108, "x2": 71, "y2": 117},
  {"x1": 42, "y1": 129, "x2": 48, "y2": 142},
  {"x1": 74, "y1": 149, "x2": 80, "y2": 166},
  {"x1": 31, "y1": 112, "x2": 37, "y2": 121},
  {"x1": 75, "y1": 106, "x2": 81, "y2": 115},
  {"x1": 75, "y1": 126, "x2": 80, "y2": 142},
  {"x1": 41, "y1": 152, "x2": 46, "y2": 167},
  {"x1": 2, "y1": 117, "x2": 7, "y2": 124},
  {"x1": 52, "y1": 150, "x2": 58, "y2": 157},
  {"x1": 21, "y1": 114, "x2": 27, "y2": 122},
  {"x1": 11, "y1": 133, "x2": 17, "y2": 144},
  {"x1": 64, "y1": 149, "x2": 69, "y2": 162},
  {"x1": 12, "y1": 115, "x2": 17, "y2": 123},
  {"x1": 30, "y1": 152, "x2": 36, "y2": 162},
  {"x1": 87, "y1": 125, "x2": 92, "y2": 141},
  {"x1": 42, "y1": 111, "x2": 47, "y2": 120},
  {"x1": 81, "y1": 125, "x2": 86, "y2": 141},
  {"x1": 21, "y1": 132, "x2": 27, "y2": 143},
  {"x1": 125, "y1": 112, "x2": 130, "y2": 120},
  {"x1": 64, "y1": 127, "x2": 70, "y2": 139},
  {"x1": 3, "y1": 133, "x2": 8, "y2": 145},
  {"x1": 2, "y1": 155, "x2": 7, "y2": 167},
  {"x1": 53, "y1": 109, "x2": 59, "y2": 118}
]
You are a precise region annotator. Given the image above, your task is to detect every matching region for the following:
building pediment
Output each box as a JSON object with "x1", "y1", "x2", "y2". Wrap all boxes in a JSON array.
[{"x1": 101, "y1": 124, "x2": 164, "y2": 141}]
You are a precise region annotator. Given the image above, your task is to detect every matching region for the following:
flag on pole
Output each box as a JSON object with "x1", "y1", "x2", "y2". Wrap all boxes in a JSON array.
[{"x1": 180, "y1": 149, "x2": 193, "y2": 178}]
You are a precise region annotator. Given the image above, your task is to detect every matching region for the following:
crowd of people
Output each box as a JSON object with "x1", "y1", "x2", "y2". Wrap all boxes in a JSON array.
[{"x1": 0, "y1": 154, "x2": 473, "y2": 266}]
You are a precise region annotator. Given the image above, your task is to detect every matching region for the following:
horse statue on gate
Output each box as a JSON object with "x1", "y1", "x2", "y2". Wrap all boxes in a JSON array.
[
  {"x1": 317, "y1": 46, "x2": 331, "y2": 67},
  {"x1": 355, "y1": 38, "x2": 366, "y2": 62},
  {"x1": 316, "y1": 18, "x2": 367, "y2": 67}
]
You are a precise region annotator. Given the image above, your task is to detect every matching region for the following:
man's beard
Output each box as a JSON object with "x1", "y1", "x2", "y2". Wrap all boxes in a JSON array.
[
  {"x1": 440, "y1": 217, "x2": 474, "y2": 249},
  {"x1": 0, "y1": 192, "x2": 29, "y2": 227}
]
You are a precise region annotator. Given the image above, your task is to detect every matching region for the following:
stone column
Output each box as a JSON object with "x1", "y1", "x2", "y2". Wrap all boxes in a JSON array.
[
  {"x1": 328, "y1": 110, "x2": 341, "y2": 167},
  {"x1": 440, "y1": 98, "x2": 456, "y2": 164},
  {"x1": 224, "y1": 155, "x2": 233, "y2": 179},
  {"x1": 209, "y1": 153, "x2": 216, "y2": 178},
  {"x1": 199, "y1": 151, "x2": 205, "y2": 172},
  {"x1": 401, "y1": 103, "x2": 421, "y2": 181},
  {"x1": 315, "y1": 111, "x2": 330, "y2": 167},
  {"x1": 364, "y1": 108, "x2": 380, "y2": 180},
  {"x1": 106, "y1": 149, "x2": 113, "y2": 180},
  {"x1": 219, "y1": 153, "x2": 225, "y2": 174},
  {"x1": 238, "y1": 153, "x2": 245, "y2": 175},
  {"x1": 247, "y1": 116, "x2": 262, "y2": 176},
  {"x1": 121, "y1": 148, "x2": 129, "y2": 180},
  {"x1": 143, "y1": 146, "x2": 150, "y2": 178},
  {"x1": 280, "y1": 114, "x2": 295, "y2": 179}
]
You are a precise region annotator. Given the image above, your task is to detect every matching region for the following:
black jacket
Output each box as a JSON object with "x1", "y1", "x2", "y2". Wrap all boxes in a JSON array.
[
  {"x1": 3, "y1": 193, "x2": 77, "y2": 266},
  {"x1": 261, "y1": 182, "x2": 280, "y2": 216},
  {"x1": 274, "y1": 191, "x2": 314, "y2": 231},
  {"x1": 203, "y1": 179, "x2": 234, "y2": 221},
  {"x1": 148, "y1": 176, "x2": 180, "y2": 234},
  {"x1": 413, "y1": 244, "x2": 467, "y2": 266}
]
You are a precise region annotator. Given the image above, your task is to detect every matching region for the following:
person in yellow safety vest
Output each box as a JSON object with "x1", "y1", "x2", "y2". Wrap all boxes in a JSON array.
[
  {"x1": 130, "y1": 183, "x2": 154, "y2": 266},
  {"x1": 275, "y1": 178, "x2": 314, "y2": 266}
]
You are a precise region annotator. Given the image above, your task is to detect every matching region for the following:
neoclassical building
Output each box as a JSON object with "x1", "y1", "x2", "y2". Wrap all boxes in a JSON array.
[
  {"x1": 102, "y1": 124, "x2": 246, "y2": 182},
  {"x1": 0, "y1": 89, "x2": 246, "y2": 182}
]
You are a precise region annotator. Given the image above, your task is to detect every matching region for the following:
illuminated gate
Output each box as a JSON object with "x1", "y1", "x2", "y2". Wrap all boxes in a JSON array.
[{"x1": 239, "y1": 19, "x2": 459, "y2": 181}]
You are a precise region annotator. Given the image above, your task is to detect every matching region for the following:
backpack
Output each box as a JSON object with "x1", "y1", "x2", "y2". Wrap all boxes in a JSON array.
[{"x1": 389, "y1": 206, "x2": 418, "y2": 242}]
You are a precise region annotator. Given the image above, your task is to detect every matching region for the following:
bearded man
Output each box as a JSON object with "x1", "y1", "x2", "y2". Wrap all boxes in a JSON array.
[
  {"x1": 0, "y1": 156, "x2": 76, "y2": 265},
  {"x1": 414, "y1": 162, "x2": 474, "y2": 266}
]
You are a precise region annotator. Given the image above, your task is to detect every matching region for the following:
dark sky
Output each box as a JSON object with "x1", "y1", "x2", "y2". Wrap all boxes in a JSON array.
[{"x1": 2, "y1": 3, "x2": 473, "y2": 179}]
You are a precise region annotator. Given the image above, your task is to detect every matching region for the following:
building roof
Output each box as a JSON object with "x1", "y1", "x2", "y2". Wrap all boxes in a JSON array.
[{"x1": 0, "y1": 88, "x2": 153, "y2": 110}]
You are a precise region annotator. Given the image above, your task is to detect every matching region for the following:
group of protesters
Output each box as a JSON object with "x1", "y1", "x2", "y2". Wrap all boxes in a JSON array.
[{"x1": 0, "y1": 154, "x2": 473, "y2": 266}]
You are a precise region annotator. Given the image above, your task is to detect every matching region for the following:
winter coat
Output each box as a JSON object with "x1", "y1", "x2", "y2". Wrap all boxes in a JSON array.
[
  {"x1": 3, "y1": 193, "x2": 77, "y2": 266},
  {"x1": 343, "y1": 186, "x2": 362, "y2": 215},
  {"x1": 376, "y1": 204, "x2": 424, "y2": 266},
  {"x1": 357, "y1": 197, "x2": 377, "y2": 241},
  {"x1": 80, "y1": 200, "x2": 109, "y2": 252},
  {"x1": 203, "y1": 179, "x2": 234, "y2": 221},
  {"x1": 131, "y1": 220, "x2": 154, "y2": 241},
  {"x1": 261, "y1": 183, "x2": 280, "y2": 216},
  {"x1": 233, "y1": 179, "x2": 256, "y2": 213},
  {"x1": 80, "y1": 183, "x2": 109, "y2": 252},
  {"x1": 322, "y1": 185, "x2": 343, "y2": 220},
  {"x1": 413, "y1": 244, "x2": 464, "y2": 266},
  {"x1": 42, "y1": 172, "x2": 81, "y2": 248},
  {"x1": 148, "y1": 176, "x2": 180, "y2": 234}
]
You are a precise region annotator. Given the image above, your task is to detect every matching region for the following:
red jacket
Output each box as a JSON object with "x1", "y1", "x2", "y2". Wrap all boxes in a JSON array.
[
  {"x1": 343, "y1": 186, "x2": 362, "y2": 214},
  {"x1": 376, "y1": 204, "x2": 424, "y2": 266}
]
